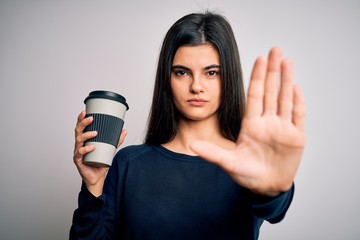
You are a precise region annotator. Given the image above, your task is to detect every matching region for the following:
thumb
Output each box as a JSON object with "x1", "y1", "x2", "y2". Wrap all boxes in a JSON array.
[{"x1": 190, "y1": 140, "x2": 233, "y2": 168}]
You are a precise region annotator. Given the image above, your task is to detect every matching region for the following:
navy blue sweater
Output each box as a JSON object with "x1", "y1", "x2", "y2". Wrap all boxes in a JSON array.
[{"x1": 70, "y1": 144, "x2": 294, "y2": 239}]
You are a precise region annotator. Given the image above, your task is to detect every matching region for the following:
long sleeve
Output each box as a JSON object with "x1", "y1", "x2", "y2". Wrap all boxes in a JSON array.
[
  {"x1": 69, "y1": 152, "x2": 124, "y2": 240},
  {"x1": 248, "y1": 184, "x2": 295, "y2": 224},
  {"x1": 69, "y1": 183, "x2": 105, "y2": 240}
]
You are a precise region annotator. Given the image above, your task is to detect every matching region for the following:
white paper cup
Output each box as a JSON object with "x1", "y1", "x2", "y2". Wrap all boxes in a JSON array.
[{"x1": 83, "y1": 90, "x2": 129, "y2": 167}]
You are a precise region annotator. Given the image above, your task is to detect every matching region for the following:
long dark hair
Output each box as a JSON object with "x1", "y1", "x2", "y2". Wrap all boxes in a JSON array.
[{"x1": 145, "y1": 11, "x2": 245, "y2": 144}]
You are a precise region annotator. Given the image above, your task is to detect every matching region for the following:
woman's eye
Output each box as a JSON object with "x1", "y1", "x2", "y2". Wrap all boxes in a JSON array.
[
  {"x1": 174, "y1": 70, "x2": 188, "y2": 76},
  {"x1": 207, "y1": 70, "x2": 219, "y2": 76}
]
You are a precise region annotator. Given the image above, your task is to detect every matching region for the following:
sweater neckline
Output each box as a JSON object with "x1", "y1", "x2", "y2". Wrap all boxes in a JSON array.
[{"x1": 153, "y1": 145, "x2": 205, "y2": 163}]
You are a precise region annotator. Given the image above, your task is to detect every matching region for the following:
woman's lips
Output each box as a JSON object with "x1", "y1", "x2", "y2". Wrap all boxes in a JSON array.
[{"x1": 187, "y1": 98, "x2": 208, "y2": 106}]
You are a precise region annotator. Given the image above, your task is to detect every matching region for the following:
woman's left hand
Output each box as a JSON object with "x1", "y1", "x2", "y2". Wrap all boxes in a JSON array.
[{"x1": 190, "y1": 47, "x2": 306, "y2": 196}]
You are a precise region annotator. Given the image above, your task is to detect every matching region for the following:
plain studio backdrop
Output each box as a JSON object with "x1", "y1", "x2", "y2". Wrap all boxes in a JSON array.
[{"x1": 0, "y1": 0, "x2": 359, "y2": 239}]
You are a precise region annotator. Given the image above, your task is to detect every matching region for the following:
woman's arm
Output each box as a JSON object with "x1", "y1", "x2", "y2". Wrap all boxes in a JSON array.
[{"x1": 70, "y1": 111, "x2": 127, "y2": 239}]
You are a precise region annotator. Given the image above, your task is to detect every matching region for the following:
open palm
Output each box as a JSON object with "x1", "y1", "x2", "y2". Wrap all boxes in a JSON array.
[{"x1": 191, "y1": 48, "x2": 306, "y2": 196}]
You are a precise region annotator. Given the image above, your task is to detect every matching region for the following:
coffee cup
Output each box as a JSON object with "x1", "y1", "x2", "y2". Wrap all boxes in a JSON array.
[{"x1": 83, "y1": 90, "x2": 129, "y2": 167}]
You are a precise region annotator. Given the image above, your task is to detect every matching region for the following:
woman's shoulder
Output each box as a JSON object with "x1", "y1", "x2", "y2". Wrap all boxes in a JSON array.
[{"x1": 113, "y1": 144, "x2": 157, "y2": 163}]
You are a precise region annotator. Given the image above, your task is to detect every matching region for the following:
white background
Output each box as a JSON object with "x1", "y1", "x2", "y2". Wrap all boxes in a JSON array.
[{"x1": 0, "y1": 0, "x2": 359, "y2": 239}]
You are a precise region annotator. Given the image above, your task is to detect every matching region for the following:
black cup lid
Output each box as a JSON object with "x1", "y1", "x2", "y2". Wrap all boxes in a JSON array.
[{"x1": 84, "y1": 90, "x2": 129, "y2": 110}]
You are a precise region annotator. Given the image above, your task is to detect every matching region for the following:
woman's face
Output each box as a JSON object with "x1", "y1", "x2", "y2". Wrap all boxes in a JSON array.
[{"x1": 170, "y1": 44, "x2": 221, "y2": 122}]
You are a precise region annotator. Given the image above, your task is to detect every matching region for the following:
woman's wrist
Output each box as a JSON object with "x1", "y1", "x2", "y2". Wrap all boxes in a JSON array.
[{"x1": 85, "y1": 179, "x2": 105, "y2": 197}]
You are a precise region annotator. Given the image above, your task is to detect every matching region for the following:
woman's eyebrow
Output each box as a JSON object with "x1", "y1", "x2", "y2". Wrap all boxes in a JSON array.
[
  {"x1": 204, "y1": 64, "x2": 221, "y2": 70},
  {"x1": 171, "y1": 65, "x2": 190, "y2": 71},
  {"x1": 172, "y1": 64, "x2": 221, "y2": 71}
]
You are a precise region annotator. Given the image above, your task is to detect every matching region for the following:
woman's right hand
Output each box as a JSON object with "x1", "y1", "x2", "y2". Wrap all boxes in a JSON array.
[{"x1": 73, "y1": 111, "x2": 127, "y2": 197}]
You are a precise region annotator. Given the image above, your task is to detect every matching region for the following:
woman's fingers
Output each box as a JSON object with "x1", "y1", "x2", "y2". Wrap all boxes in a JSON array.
[
  {"x1": 75, "y1": 114, "x2": 93, "y2": 135},
  {"x1": 74, "y1": 110, "x2": 129, "y2": 165},
  {"x1": 77, "y1": 110, "x2": 86, "y2": 124},
  {"x1": 245, "y1": 56, "x2": 267, "y2": 118},
  {"x1": 117, "y1": 129, "x2": 128, "y2": 148},
  {"x1": 292, "y1": 85, "x2": 306, "y2": 132},
  {"x1": 74, "y1": 114, "x2": 95, "y2": 146},
  {"x1": 73, "y1": 111, "x2": 97, "y2": 163},
  {"x1": 74, "y1": 145, "x2": 96, "y2": 163},
  {"x1": 246, "y1": 47, "x2": 284, "y2": 118},
  {"x1": 75, "y1": 131, "x2": 97, "y2": 148},
  {"x1": 278, "y1": 59, "x2": 294, "y2": 120},
  {"x1": 246, "y1": 48, "x2": 298, "y2": 123},
  {"x1": 264, "y1": 47, "x2": 282, "y2": 115}
]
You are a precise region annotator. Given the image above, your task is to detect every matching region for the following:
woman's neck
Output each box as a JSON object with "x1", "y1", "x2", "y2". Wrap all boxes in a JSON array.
[{"x1": 162, "y1": 117, "x2": 235, "y2": 156}]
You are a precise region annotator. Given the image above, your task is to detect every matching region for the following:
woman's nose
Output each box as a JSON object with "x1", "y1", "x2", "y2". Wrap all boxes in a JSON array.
[{"x1": 189, "y1": 75, "x2": 204, "y2": 94}]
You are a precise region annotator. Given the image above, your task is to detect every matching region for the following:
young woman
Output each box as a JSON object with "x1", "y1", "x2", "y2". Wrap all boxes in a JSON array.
[{"x1": 70, "y1": 12, "x2": 305, "y2": 240}]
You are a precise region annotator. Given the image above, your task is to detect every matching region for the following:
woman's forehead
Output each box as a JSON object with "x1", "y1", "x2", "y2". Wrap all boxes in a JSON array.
[{"x1": 172, "y1": 44, "x2": 220, "y2": 67}]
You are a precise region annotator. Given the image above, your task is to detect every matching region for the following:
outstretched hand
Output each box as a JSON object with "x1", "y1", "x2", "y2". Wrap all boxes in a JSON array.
[{"x1": 190, "y1": 47, "x2": 306, "y2": 196}]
